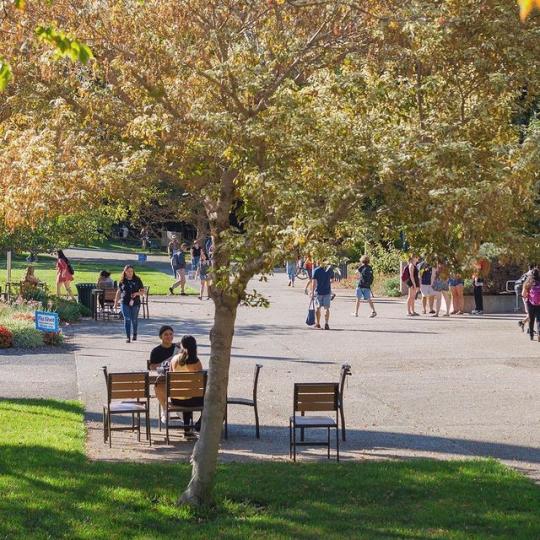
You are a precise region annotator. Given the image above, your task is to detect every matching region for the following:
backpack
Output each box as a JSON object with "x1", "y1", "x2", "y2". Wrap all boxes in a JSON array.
[
  {"x1": 359, "y1": 265, "x2": 374, "y2": 288},
  {"x1": 401, "y1": 265, "x2": 410, "y2": 283},
  {"x1": 172, "y1": 252, "x2": 184, "y2": 268},
  {"x1": 529, "y1": 284, "x2": 540, "y2": 306}
]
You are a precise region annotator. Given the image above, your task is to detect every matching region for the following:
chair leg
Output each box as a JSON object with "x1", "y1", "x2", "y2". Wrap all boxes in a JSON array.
[
  {"x1": 131, "y1": 413, "x2": 135, "y2": 432},
  {"x1": 340, "y1": 405, "x2": 346, "y2": 441},
  {"x1": 301, "y1": 411, "x2": 305, "y2": 442},
  {"x1": 165, "y1": 408, "x2": 170, "y2": 445},
  {"x1": 158, "y1": 403, "x2": 162, "y2": 432},
  {"x1": 224, "y1": 404, "x2": 228, "y2": 440},
  {"x1": 336, "y1": 425, "x2": 340, "y2": 462},
  {"x1": 103, "y1": 407, "x2": 108, "y2": 443},
  {"x1": 293, "y1": 422, "x2": 297, "y2": 462},
  {"x1": 327, "y1": 427, "x2": 330, "y2": 459},
  {"x1": 108, "y1": 410, "x2": 112, "y2": 448},
  {"x1": 254, "y1": 403, "x2": 260, "y2": 439},
  {"x1": 146, "y1": 404, "x2": 152, "y2": 446},
  {"x1": 137, "y1": 412, "x2": 141, "y2": 442}
]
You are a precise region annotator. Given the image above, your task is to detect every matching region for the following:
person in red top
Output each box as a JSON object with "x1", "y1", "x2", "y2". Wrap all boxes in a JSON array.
[{"x1": 56, "y1": 250, "x2": 75, "y2": 300}]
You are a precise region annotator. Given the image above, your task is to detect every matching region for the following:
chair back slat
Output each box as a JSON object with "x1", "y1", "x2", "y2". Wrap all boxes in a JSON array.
[
  {"x1": 167, "y1": 372, "x2": 207, "y2": 400},
  {"x1": 105, "y1": 371, "x2": 148, "y2": 401},
  {"x1": 294, "y1": 383, "x2": 338, "y2": 413}
]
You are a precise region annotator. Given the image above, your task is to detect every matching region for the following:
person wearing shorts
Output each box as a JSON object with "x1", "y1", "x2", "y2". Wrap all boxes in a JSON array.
[
  {"x1": 169, "y1": 243, "x2": 188, "y2": 295},
  {"x1": 353, "y1": 255, "x2": 377, "y2": 318},
  {"x1": 418, "y1": 261, "x2": 435, "y2": 314},
  {"x1": 312, "y1": 263, "x2": 334, "y2": 330}
]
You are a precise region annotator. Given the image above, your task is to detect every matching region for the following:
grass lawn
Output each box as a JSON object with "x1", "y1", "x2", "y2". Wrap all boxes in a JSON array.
[
  {"x1": 1, "y1": 400, "x2": 539, "y2": 539},
  {"x1": 0, "y1": 255, "x2": 196, "y2": 296},
  {"x1": 74, "y1": 238, "x2": 167, "y2": 255}
]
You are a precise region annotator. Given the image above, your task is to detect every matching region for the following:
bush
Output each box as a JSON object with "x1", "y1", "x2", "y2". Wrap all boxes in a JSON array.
[
  {"x1": 21, "y1": 286, "x2": 49, "y2": 304},
  {"x1": 0, "y1": 326, "x2": 13, "y2": 348},
  {"x1": 4, "y1": 320, "x2": 44, "y2": 348},
  {"x1": 383, "y1": 277, "x2": 402, "y2": 297},
  {"x1": 48, "y1": 298, "x2": 86, "y2": 322},
  {"x1": 43, "y1": 331, "x2": 64, "y2": 346}
]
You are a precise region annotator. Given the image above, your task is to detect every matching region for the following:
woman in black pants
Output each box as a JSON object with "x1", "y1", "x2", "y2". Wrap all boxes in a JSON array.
[{"x1": 522, "y1": 269, "x2": 540, "y2": 341}]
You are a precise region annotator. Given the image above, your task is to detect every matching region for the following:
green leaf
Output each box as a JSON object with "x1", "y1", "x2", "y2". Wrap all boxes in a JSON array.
[
  {"x1": 0, "y1": 58, "x2": 13, "y2": 91},
  {"x1": 35, "y1": 25, "x2": 94, "y2": 65}
]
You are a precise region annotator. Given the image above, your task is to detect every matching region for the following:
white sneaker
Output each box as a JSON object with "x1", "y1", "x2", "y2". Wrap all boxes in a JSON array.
[
  {"x1": 161, "y1": 414, "x2": 167, "y2": 424},
  {"x1": 351, "y1": 312, "x2": 358, "y2": 317}
]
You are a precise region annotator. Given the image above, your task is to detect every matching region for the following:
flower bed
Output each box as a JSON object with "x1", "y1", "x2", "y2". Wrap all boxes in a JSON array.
[{"x1": 0, "y1": 303, "x2": 65, "y2": 349}]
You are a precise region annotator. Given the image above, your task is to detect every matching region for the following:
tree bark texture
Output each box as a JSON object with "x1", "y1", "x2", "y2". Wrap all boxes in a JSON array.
[{"x1": 179, "y1": 294, "x2": 237, "y2": 507}]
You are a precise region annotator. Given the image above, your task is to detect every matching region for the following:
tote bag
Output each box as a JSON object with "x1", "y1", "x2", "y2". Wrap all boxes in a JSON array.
[{"x1": 306, "y1": 298, "x2": 316, "y2": 326}]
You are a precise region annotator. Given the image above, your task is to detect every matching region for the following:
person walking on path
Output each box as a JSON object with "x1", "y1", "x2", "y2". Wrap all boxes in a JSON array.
[
  {"x1": 431, "y1": 261, "x2": 451, "y2": 317},
  {"x1": 402, "y1": 255, "x2": 420, "y2": 316},
  {"x1": 169, "y1": 243, "x2": 188, "y2": 295},
  {"x1": 522, "y1": 268, "x2": 540, "y2": 342},
  {"x1": 198, "y1": 251, "x2": 211, "y2": 300},
  {"x1": 312, "y1": 262, "x2": 334, "y2": 330},
  {"x1": 191, "y1": 240, "x2": 202, "y2": 277},
  {"x1": 353, "y1": 255, "x2": 377, "y2": 318},
  {"x1": 517, "y1": 264, "x2": 537, "y2": 332},
  {"x1": 114, "y1": 265, "x2": 144, "y2": 343},
  {"x1": 449, "y1": 273, "x2": 465, "y2": 314},
  {"x1": 55, "y1": 250, "x2": 76, "y2": 300},
  {"x1": 303, "y1": 255, "x2": 314, "y2": 295},
  {"x1": 418, "y1": 260, "x2": 435, "y2": 314},
  {"x1": 286, "y1": 259, "x2": 297, "y2": 287},
  {"x1": 167, "y1": 235, "x2": 180, "y2": 276}
]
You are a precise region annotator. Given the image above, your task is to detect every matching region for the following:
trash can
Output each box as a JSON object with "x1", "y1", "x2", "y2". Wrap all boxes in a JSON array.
[
  {"x1": 137, "y1": 253, "x2": 147, "y2": 263},
  {"x1": 75, "y1": 283, "x2": 95, "y2": 310}
]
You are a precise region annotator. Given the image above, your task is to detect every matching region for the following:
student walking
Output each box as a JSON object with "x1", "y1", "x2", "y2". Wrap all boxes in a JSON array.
[
  {"x1": 198, "y1": 251, "x2": 211, "y2": 300},
  {"x1": 522, "y1": 268, "x2": 540, "y2": 341},
  {"x1": 402, "y1": 255, "x2": 420, "y2": 316},
  {"x1": 353, "y1": 255, "x2": 377, "y2": 318},
  {"x1": 169, "y1": 243, "x2": 188, "y2": 295},
  {"x1": 304, "y1": 255, "x2": 314, "y2": 295},
  {"x1": 431, "y1": 262, "x2": 451, "y2": 317},
  {"x1": 286, "y1": 259, "x2": 297, "y2": 287},
  {"x1": 517, "y1": 264, "x2": 537, "y2": 332},
  {"x1": 56, "y1": 250, "x2": 76, "y2": 300},
  {"x1": 191, "y1": 240, "x2": 202, "y2": 277},
  {"x1": 312, "y1": 262, "x2": 334, "y2": 330},
  {"x1": 114, "y1": 265, "x2": 144, "y2": 343},
  {"x1": 472, "y1": 272, "x2": 484, "y2": 315}
]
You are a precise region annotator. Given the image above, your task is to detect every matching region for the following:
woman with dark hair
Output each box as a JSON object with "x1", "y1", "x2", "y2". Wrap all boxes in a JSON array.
[
  {"x1": 149, "y1": 325, "x2": 179, "y2": 370},
  {"x1": 56, "y1": 250, "x2": 75, "y2": 300},
  {"x1": 113, "y1": 265, "x2": 144, "y2": 343},
  {"x1": 522, "y1": 269, "x2": 540, "y2": 342},
  {"x1": 154, "y1": 335, "x2": 204, "y2": 437}
]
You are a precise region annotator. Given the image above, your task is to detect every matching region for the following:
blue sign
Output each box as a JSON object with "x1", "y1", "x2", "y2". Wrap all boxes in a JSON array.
[{"x1": 35, "y1": 311, "x2": 59, "y2": 333}]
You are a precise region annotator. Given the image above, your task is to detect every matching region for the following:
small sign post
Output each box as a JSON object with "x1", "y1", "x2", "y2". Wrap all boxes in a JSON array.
[{"x1": 35, "y1": 311, "x2": 59, "y2": 333}]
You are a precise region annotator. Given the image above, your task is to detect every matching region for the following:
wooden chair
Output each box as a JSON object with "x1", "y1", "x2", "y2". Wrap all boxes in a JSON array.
[
  {"x1": 101, "y1": 288, "x2": 119, "y2": 320},
  {"x1": 338, "y1": 363, "x2": 352, "y2": 441},
  {"x1": 289, "y1": 382, "x2": 339, "y2": 462},
  {"x1": 224, "y1": 364, "x2": 262, "y2": 439},
  {"x1": 102, "y1": 367, "x2": 151, "y2": 448},
  {"x1": 140, "y1": 287, "x2": 150, "y2": 319},
  {"x1": 163, "y1": 371, "x2": 207, "y2": 444}
]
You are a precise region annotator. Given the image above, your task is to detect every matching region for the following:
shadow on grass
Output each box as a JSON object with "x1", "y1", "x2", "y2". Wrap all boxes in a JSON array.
[{"x1": 2, "y1": 400, "x2": 540, "y2": 539}]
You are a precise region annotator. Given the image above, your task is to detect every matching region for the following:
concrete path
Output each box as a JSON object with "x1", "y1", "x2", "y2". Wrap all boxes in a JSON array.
[{"x1": 71, "y1": 273, "x2": 540, "y2": 480}]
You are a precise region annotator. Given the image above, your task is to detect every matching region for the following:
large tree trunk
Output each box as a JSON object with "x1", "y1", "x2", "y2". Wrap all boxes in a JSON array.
[{"x1": 179, "y1": 293, "x2": 237, "y2": 507}]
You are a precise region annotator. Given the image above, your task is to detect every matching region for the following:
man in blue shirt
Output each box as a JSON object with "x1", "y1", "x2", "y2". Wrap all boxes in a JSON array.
[{"x1": 312, "y1": 262, "x2": 334, "y2": 329}]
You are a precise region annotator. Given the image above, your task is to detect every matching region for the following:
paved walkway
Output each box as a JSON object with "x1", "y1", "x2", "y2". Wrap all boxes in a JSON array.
[{"x1": 70, "y1": 274, "x2": 539, "y2": 479}]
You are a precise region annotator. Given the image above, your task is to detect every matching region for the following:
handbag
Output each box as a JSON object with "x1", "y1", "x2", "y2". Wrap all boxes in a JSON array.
[{"x1": 305, "y1": 298, "x2": 316, "y2": 326}]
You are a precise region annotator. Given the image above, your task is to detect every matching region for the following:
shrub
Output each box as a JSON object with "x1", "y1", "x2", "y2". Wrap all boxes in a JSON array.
[
  {"x1": 0, "y1": 326, "x2": 13, "y2": 348},
  {"x1": 43, "y1": 331, "x2": 64, "y2": 346},
  {"x1": 5, "y1": 320, "x2": 44, "y2": 348},
  {"x1": 21, "y1": 286, "x2": 49, "y2": 304},
  {"x1": 383, "y1": 277, "x2": 402, "y2": 297},
  {"x1": 48, "y1": 298, "x2": 86, "y2": 322},
  {"x1": 12, "y1": 312, "x2": 35, "y2": 322}
]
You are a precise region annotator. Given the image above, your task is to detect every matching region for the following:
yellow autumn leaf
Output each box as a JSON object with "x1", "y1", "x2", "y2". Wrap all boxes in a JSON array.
[{"x1": 518, "y1": 0, "x2": 540, "y2": 21}]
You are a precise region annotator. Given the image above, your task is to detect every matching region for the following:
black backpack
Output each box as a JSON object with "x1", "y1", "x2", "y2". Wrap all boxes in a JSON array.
[{"x1": 359, "y1": 265, "x2": 373, "y2": 288}]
